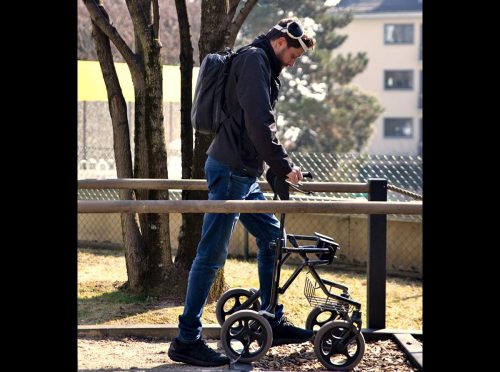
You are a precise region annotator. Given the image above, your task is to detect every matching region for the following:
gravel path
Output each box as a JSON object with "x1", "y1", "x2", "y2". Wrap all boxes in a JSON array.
[{"x1": 78, "y1": 336, "x2": 420, "y2": 371}]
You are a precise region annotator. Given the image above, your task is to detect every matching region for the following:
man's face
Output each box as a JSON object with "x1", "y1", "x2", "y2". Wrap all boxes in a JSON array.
[{"x1": 274, "y1": 37, "x2": 305, "y2": 68}]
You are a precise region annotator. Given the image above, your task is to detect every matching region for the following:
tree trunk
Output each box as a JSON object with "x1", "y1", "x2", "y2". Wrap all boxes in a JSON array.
[
  {"x1": 174, "y1": 0, "x2": 195, "y2": 279},
  {"x1": 143, "y1": 35, "x2": 174, "y2": 287},
  {"x1": 89, "y1": 1, "x2": 148, "y2": 293},
  {"x1": 128, "y1": 0, "x2": 173, "y2": 293},
  {"x1": 132, "y1": 30, "x2": 152, "y2": 266}
]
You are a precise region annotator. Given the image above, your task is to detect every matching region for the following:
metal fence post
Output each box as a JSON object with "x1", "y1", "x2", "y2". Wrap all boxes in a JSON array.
[{"x1": 367, "y1": 178, "x2": 387, "y2": 329}]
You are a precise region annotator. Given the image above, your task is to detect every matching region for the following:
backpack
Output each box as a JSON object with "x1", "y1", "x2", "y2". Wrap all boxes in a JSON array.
[{"x1": 191, "y1": 46, "x2": 251, "y2": 135}]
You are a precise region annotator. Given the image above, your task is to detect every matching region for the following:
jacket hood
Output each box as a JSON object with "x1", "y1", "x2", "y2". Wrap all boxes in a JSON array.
[{"x1": 250, "y1": 35, "x2": 283, "y2": 76}]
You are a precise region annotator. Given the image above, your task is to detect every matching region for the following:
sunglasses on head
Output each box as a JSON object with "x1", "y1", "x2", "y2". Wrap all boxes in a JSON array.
[{"x1": 273, "y1": 21, "x2": 310, "y2": 52}]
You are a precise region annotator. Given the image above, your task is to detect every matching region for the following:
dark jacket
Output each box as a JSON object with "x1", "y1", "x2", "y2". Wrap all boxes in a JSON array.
[{"x1": 207, "y1": 35, "x2": 294, "y2": 178}]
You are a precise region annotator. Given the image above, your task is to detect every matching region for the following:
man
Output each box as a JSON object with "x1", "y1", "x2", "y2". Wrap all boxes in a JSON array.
[{"x1": 168, "y1": 17, "x2": 316, "y2": 367}]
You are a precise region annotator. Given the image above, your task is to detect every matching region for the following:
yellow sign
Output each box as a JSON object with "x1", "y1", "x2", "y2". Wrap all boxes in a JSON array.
[{"x1": 78, "y1": 60, "x2": 199, "y2": 102}]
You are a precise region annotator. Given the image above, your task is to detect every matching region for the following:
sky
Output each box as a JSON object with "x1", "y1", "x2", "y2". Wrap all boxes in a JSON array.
[{"x1": 324, "y1": 0, "x2": 341, "y2": 6}]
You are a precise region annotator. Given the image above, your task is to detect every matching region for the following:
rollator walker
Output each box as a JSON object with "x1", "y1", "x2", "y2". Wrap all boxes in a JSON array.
[{"x1": 215, "y1": 169, "x2": 366, "y2": 371}]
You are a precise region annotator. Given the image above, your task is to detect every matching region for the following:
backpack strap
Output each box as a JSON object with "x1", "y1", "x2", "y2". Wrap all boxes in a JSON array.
[{"x1": 217, "y1": 45, "x2": 255, "y2": 134}]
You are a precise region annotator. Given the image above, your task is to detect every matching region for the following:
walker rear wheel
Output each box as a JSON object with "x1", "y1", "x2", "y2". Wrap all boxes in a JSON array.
[{"x1": 216, "y1": 288, "x2": 261, "y2": 326}]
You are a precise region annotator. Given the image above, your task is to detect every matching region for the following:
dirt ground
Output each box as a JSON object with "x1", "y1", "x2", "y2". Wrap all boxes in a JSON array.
[{"x1": 78, "y1": 336, "x2": 420, "y2": 371}]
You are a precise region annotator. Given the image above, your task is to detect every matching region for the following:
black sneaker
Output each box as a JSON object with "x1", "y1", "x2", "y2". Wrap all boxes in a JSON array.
[
  {"x1": 271, "y1": 317, "x2": 315, "y2": 346},
  {"x1": 168, "y1": 337, "x2": 230, "y2": 367}
]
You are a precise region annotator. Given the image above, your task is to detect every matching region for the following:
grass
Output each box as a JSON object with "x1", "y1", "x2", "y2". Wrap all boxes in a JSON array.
[{"x1": 78, "y1": 247, "x2": 422, "y2": 330}]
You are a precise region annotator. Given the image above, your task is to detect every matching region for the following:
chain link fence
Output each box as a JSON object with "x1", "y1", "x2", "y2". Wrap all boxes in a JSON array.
[{"x1": 78, "y1": 144, "x2": 422, "y2": 278}]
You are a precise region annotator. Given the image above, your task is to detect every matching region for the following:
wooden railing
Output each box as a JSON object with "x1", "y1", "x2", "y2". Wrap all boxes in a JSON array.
[{"x1": 78, "y1": 178, "x2": 422, "y2": 329}]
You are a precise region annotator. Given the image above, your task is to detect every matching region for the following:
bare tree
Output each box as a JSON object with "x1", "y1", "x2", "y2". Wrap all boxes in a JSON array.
[
  {"x1": 172, "y1": 0, "x2": 194, "y2": 278},
  {"x1": 176, "y1": 0, "x2": 258, "y2": 302},
  {"x1": 82, "y1": 0, "x2": 178, "y2": 296},
  {"x1": 78, "y1": 0, "x2": 202, "y2": 65}
]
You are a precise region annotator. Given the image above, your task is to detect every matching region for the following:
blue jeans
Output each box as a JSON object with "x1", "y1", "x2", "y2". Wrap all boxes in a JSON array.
[{"x1": 177, "y1": 156, "x2": 284, "y2": 343}]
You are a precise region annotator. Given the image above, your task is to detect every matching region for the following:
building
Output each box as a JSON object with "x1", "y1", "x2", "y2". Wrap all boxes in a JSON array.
[{"x1": 333, "y1": 0, "x2": 423, "y2": 156}]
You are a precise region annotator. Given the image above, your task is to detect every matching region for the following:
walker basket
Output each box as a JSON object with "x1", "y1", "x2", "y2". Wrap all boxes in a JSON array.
[{"x1": 304, "y1": 275, "x2": 352, "y2": 314}]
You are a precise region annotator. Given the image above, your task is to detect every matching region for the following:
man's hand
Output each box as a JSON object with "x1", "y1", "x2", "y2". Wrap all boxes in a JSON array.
[{"x1": 286, "y1": 166, "x2": 303, "y2": 185}]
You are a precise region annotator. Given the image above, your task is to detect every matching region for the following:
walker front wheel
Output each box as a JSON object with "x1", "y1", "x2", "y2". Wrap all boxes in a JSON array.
[
  {"x1": 220, "y1": 310, "x2": 272, "y2": 363},
  {"x1": 313, "y1": 320, "x2": 365, "y2": 371}
]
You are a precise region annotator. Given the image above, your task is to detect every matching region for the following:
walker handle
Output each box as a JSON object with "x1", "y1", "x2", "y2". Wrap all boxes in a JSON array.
[
  {"x1": 302, "y1": 171, "x2": 313, "y2": 179},
  {"x1": 286, "y1": 170, "x2": 314, "y2": 195}
]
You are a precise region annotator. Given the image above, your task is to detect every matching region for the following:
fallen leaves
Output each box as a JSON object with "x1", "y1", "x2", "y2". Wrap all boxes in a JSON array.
[{"x1": 252, "y1": 339, "x2": 419, "y2": 371}]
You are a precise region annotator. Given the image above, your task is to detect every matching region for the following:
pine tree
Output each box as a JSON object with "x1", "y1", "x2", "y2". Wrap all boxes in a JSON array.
[{"x1": 237, "y1": 0, "x2": 383, "y2": 153}]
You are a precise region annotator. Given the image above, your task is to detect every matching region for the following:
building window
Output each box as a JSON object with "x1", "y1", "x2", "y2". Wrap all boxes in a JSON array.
[
  {"x1": 384, "y1": 24, "x2": 414, "y2": 44},
  {"x1": 418, "y1": 119, "x2": 422, "y2": 156},
  {"x1": 419, "y1": 23, "x2": 422, "y2": 60},
  {"x1": 384, "y1": 70, "x2": 413, "y2": 90},
  {"x1": 384, "y1": 118, "x2": 413, "y2": 138},
  {"x1": 418, "y1": 70, "x2": 422, "y2": 109}
]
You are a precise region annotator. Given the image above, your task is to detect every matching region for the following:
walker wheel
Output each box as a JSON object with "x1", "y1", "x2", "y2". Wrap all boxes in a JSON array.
[
  {"x1": 216, "y1": 288, "x2": 261, "y2": 326},
  {"x1": 220, "y1": 310, "x2": 273, "y2": 363},
  {"x1": 313, "y1": 320, "x2": 365, "y2": 371},
  {"x1": 305, "y1": 307, "x2": 342, "y2": 331}
]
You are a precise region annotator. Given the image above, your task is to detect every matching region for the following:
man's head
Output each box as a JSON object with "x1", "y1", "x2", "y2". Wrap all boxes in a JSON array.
[{"x1": 266, "y1": 17, "x2": 316, "y2": 68}]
